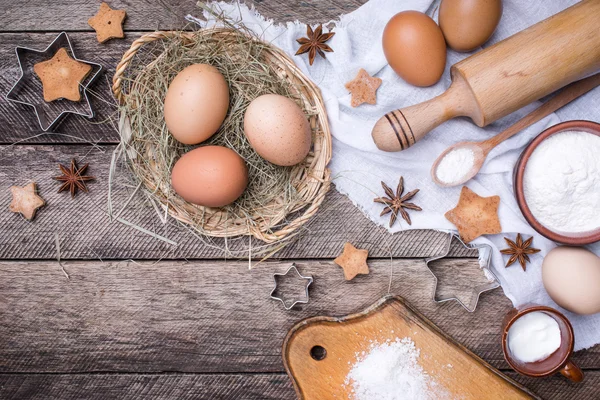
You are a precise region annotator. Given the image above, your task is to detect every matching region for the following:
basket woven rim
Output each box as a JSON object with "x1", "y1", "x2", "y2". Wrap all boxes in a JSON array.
[{"x1": 111, "y1": 29, "x2": 332, "y2": 244}]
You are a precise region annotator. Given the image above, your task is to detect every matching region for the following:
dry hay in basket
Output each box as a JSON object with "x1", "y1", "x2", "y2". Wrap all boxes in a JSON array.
[{"x1": 111, "y1": 23, "x2": 331, "y2": 257}]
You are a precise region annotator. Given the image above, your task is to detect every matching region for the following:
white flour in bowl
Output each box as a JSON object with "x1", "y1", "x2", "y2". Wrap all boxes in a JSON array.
[
  {"x1": 345, "y1": 338, "x2": 448, "y2": 400},
  {"x1": 523, "y1": 130, "x2": 600, "y2": 233}
]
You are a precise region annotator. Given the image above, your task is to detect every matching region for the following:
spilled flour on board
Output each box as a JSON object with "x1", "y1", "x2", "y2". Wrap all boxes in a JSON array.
[{"x1": 344, "y1": 338, "x2": 452, "y2": 400}]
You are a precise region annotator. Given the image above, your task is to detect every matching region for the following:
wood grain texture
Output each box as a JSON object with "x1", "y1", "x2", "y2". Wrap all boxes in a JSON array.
[
  {"x1": 505, "y1": 371, "x2": 600, "y2": 400},
  {"x1": 0, "y1": 259, "x2": 510, "y2": 374},
  {"x1": 1, "y1": 371, "x2": 599, "y2": 400},
  {"x1": 284, "y1": 296, "x2": 535, "y2": 399},
  {"x1": 0, "y1": 33, "x2": 132, "y2": 143},
  {"x1": 0, "y1": 144, "x2": 472, "y2": 260},
  {"x1": 0, "y1": 0, "x2": 367, "y2": 32},
  {"x1": 0, "y1": 0, "x2": 364, "y2": 141},
  {"x1": 0, "y1": 0, "x2": 188, "y2": 32},
  {"x1": 0, "y1": 259, "x2": 597, "y2": 376},
  {"x1": 1, "y1": 372, "x2": 600, "y2": 400},
  {"x1": 0, "y1": 373, "x2": 294, "y2": 400},
  {"x1": 1, "y1": 1, "x2": 599, "y2": 399}
]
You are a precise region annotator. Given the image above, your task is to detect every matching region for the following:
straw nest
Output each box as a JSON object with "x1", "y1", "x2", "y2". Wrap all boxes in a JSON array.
[{"x1": 112, "y1": 28, "x2": 331, "y2": 245}]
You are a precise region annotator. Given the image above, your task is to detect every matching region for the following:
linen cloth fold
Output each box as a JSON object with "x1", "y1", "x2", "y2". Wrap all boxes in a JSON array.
[{"x1": 192, "y1": 0, "x2": 600, "y2": 350}]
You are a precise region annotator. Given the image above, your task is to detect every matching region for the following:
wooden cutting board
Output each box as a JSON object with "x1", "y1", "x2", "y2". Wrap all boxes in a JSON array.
[{"x1": 283, "y1": 295, "x2": 539, "y2": 399}]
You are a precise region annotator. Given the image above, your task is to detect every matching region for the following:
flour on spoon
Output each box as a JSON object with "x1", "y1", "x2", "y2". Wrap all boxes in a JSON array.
[{"x1": 436, "y1": 148, "x2": 475, "y2": 185}]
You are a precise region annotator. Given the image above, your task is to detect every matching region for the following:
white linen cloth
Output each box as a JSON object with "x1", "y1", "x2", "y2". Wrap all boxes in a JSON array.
[{"x1": 192, "y1": 0, "x2": 600, "y2": 350}]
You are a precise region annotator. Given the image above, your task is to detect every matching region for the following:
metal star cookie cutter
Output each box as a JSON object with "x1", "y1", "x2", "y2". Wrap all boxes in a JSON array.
[
  {"x1": 270, "y1": 264, "x2": 313, "y2": 311},
  {"x1": 424, "y1": 232, "x2": 500, "y2": 312},
  {"x1": 6, "y1": 31, "x2": 103, "y2": 131}
]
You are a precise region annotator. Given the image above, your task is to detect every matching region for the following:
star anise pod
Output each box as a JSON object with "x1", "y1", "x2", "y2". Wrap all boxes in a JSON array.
[
  {"x1": 53, "y1": 159, "x2": 95, "y2": 198},
  {"x1": 295, "y1": 24, "x2": 335, "y2": 66},
  {"x1": 374, "y1": 176, "x2": 422, "y2": 227},
  {"x1": 500, "y1": 233, "x2": 541, "y2": 271}
]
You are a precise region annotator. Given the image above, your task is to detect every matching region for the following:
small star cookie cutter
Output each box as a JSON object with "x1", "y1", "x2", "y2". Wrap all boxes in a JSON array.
[
  {"x1": 270, "y1": 264, "x2": 313, "y2": 311},
  {"x1": 6, "y1": 31, "x2": 103, "y2": 131},
  {"x1": 424, "y1": 232, "x2": 500, "y2": 312}
]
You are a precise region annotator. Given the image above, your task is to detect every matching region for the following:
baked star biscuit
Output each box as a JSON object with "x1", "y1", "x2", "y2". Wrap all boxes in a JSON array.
[
  {"x1": 345, "y1": 68, "x2": 382, "y2": 107},
  {"x1": 9, "y1": 182, "x2": 45, "y2": 221},
  {"x1": 88, "y1": 2, "x2": 127, "y2": 43},
  {"x1": 33, "y1": 48, "x2": 92, "y2": 102}
]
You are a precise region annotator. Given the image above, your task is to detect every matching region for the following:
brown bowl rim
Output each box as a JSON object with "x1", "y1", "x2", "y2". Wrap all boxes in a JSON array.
[
  {"x1": 501, "y1": 305, "x2": 575, "y2": 378},
  {"x1": 514, "y1": 120, "x2": 600, "y2": 245}
]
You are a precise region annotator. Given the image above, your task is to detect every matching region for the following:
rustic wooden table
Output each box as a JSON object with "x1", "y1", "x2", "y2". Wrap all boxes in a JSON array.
[{"x1": 0, "y1": 1, "x2": 598, "y2": 399}]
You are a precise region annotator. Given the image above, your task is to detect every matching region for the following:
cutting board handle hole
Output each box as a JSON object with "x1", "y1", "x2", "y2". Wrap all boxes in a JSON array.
[{"x1": 310, "y1": 345, "x2": 327, "y2": 361}]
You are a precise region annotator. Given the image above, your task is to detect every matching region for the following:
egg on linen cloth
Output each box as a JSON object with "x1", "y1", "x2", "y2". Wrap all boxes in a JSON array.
[
  {"x1": 164, "y1": 64, "x2": 230, "y2": 145},
  {"x1": 382, "y1": 11, "x2": 447, "y2": 87},
  {"x1": 439, "y1": 0, "x2": 503, "y2": 52},
  {"x1": 243, "y1": 94, "x2": 312, "y2": 166}
]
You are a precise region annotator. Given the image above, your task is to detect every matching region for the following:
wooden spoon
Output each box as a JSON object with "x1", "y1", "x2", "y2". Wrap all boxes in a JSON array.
[{"x1": 431, "y1": 73, "x2": 600, "y2": 187}]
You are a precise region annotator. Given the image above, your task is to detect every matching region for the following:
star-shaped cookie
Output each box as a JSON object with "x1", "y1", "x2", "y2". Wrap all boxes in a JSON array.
[
  {"x1": 88, "y1": 2, "x2": 127, "y2": 43},
  {"x1": 6, "y1": 32, "x2": 103, "y2": 131},
  {"x1": 445, "y1": 186, "x2": 502, "y2": 243},
  {"x1": 33, "y1": 48, "x2": 93, "y2": 102},
  {"x1": 334, "y1": 242, "x2": 370, "y2": 280},
  {"x1": 345, "y1": 68, "x2": 382, "y2": 107},
  {"x1": 9, "y1": 182, "x2": 46, "y2": 221}
]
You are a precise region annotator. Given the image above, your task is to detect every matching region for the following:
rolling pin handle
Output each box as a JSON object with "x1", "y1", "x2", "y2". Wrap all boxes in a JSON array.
[
  {"x1": 371, "y1": 95, "x2": 453, "y2": 152},
  {"x1": 371, "y1": 78, "x2": 464, "y2": 151},
  {"x1": 372, "y1": 73, "x2": 478, "y2": 152}
]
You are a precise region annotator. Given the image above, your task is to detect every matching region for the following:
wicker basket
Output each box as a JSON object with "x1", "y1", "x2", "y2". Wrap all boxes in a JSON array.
[{"x1": 112, "y1": 29, "x2": 332, "y2": 244}]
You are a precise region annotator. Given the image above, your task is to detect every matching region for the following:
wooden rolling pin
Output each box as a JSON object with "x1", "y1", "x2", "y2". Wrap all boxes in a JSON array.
[{"x1": 372, "y1": 0, "x2": 600, "y2": 152}]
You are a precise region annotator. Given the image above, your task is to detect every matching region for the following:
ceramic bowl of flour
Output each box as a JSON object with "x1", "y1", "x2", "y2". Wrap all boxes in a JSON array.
[{"x1": 514, "y1": 120, "x2": 600, "y2": 245}]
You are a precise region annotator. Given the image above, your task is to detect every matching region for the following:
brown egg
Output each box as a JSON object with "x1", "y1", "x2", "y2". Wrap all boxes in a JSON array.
[
  {"x1": 244, "y1": 94, "x2": 312, "y2": 166},
  {"x1": 171, "y1": 146, "x2": 247, "y2": 208},
  {"x1": 382, "y1": 11, "x2": 447, "y2": 87},
  {"x1": 439, "y1": 0, "x2": 503, "y2": 52},
  {"x1": 542, "y1": 246, "x2": 600, "y2": 315},
  {"x1": 164, "y1": 64, "x2": 229, "y2": 145}
]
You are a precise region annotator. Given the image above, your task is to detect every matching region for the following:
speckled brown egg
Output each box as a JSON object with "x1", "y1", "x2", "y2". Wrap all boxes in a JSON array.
[
  {"x1": 164, "y1": 64, "x2": 229, "y2": 145},
  {"x1": 439, "y1": 0, "x2": 503, "y2": 52},
  {"x1": 243, "y1": 94, "x2": 312, "y2": 166},
  {"x1": 382, "y1": 11, "x2": 447, "y2": 87},
  {"x1": 171, "y1": 146, "x2": 247, "y2": 208}
]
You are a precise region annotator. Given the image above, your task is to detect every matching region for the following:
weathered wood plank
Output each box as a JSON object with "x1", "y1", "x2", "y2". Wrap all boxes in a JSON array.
[
  {"x1": 0, "y1": 32, "x2": 135, "y2": 143},
  {"x1": 2, "y1": 371, "x2": 598, "y2": 400},
  {"x1": 505, "y1": 371, "x2": 600, "y2": 400},
  {"x1": 0, "y1": 0, "x2": 190, "y2": 32},
  {"x1": 0, "y1": 0, "x2": 367, "y2": 32},
  {"x1": 0, "y1": 373, "x2": 295, "y2": 400},
  {"x1": 1, "y1": 370, "x2": 600, "y2": 400},
  {"x1": 0, "y1": 259, "x2": 597, "y2": 375},
  {"x1": 3, "y1": 0, "x2": 597, "y2": 399},
  {"x1": 0, "y1": 28, "x2": 396, "y2": 144},
  {"x1": 0, "y1": 144, "x2": 472, "y2": 259}
]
